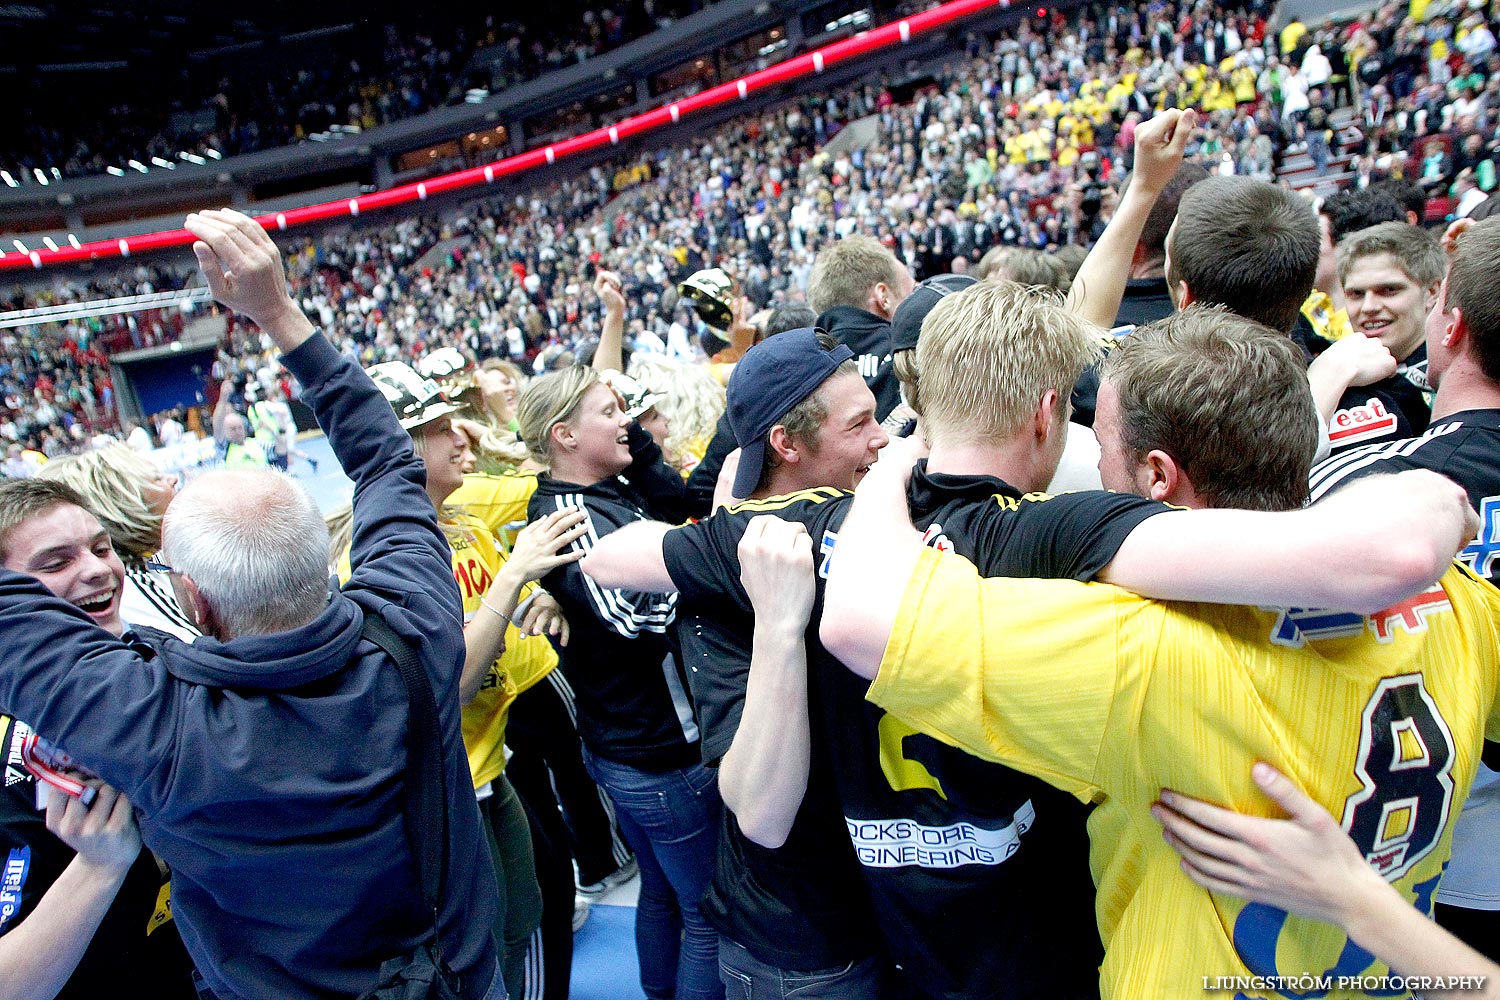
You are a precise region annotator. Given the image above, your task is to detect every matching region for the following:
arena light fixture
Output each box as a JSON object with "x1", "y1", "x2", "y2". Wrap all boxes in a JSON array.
[
  {"x1": 50, "y1": 167, "x2": 60, "y2": 180},
  {"x1": 128, "y1": 159, "x2": 148, "y2": 173},
  {"x1": 204, "y1": 148, "x2": 222, "y2": 159},
  {"x1": 67, "y1": 235, "x2": 81, "y2": 249},
  {"x1": 151, "y1": 157, "x2": 176, "y2": 169},
  {"x1": 32, "y1": 168, "x2": 48, "y2": 185},
  {"x1": 12, "y1": 241, "x2": 27, "y2": 254},
  {"x1": 105, "y1": 165, "x2": 125, "y2": 176},
  {"x1": 178, "y1": 151, "x2": 206, "y2": 165},
  {"x1": 42, "y1": 237, "x2": 58, "y2": 251},
  {"x1": 0, "y1": 171, "x2": 16, "y2": 188}
]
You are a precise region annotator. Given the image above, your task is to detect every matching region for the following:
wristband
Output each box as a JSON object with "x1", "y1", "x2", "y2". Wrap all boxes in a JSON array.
[{"x1": 480, "y1": 597, "x2": 513, "y2": 625}]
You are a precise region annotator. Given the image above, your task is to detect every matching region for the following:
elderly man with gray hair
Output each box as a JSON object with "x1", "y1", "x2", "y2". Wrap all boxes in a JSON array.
[{"x1": 0, "y1": 209, "x2": 503, "y2": 1000}]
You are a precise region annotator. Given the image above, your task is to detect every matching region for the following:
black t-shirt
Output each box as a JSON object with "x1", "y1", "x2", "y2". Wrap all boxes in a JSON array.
[
  {"x1": 662, "y1": 465, "x2": 1169, "y2": 995},
  {"x1": 1291, "y1": 316, "x2": 1432, "y2": 454},
  {"x1": 1112, "y1": 276, "x2": 1175, "y2": 329},
  {"x1": 0, "y1": 716, "x2": 196, "y2": 1000}
]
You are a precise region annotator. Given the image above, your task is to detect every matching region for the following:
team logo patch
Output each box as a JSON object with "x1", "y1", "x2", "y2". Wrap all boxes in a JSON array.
[
  {"x1": 1459, "y1": 496, "x2": 1500, "y2": 581},
  {"x1": 1267, "y1": 589, "x2": 1454, "y2": 647},
  {"x1": 1328, "y1": 397, "x2": 1398, "y2": 447},
  {"x1": 920, "y1": 522, "x2": 955, "y2": 554},
  {"x1": 1368, "y1": 586, "x2": 1453, "y2": 642}
]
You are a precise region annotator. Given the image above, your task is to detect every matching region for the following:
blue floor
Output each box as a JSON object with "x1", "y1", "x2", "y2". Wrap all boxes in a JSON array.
[
  {"x1": 572, "y1": 903, "x2": 647, "y2": 1000},
  {"x1": 286, "y1": 434, "x2": 352, "y2": 514}
]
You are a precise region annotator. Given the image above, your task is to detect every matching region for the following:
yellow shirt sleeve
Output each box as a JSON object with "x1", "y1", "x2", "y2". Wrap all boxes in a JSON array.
[
  {"x1": 449, "y1": 471, "x2": 539, "y2": 551},
  {"x1": 865, "y1": 549, "x2": 1148, "y2": 802}
]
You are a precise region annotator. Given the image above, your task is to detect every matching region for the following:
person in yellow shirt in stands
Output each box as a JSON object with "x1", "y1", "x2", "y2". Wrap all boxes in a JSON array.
[
  {"x1": 1232, "y1": 60, "x2": 1260, "y2": 105},
  {"x1": 819, "y1": 309, "x2": 1497, "y2": 1000},
  {"x1": 340, "y1": 361, "x2": 586, "y2": 1000},
  {"x1": 1204, "y1": 72, "x2": 1237, "y2": 113}
]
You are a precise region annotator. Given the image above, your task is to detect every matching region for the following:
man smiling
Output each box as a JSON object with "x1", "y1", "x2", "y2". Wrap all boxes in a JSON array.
[{"x1": 0, "y1": 478, "x2": 195, "y2": 999}]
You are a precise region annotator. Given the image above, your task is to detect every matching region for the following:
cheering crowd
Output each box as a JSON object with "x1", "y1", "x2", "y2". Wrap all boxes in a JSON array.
[
  {"x1": 3, "y1": 1, "x2": 1500, "y2": 999},
  {"x1": 9, "y1": 0, "x2": 1500, "y2": 461}
]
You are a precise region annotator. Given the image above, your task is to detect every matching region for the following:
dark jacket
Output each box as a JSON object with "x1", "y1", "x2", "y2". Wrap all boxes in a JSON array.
[
  {"x1": 529, "y1": 421, "x2": 700, "y2": 772},
  {"x1": 0, "y1": 334, "x2": 498, "y2": 1000},
  {"x1": 816, "y1": 305, "x2": 901, "y2": 421}
]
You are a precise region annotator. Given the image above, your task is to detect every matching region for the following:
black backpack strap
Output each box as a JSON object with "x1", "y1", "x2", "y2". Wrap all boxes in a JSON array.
[{"x1": 361, "y1": 612, "x2": 449, "y2": 922}]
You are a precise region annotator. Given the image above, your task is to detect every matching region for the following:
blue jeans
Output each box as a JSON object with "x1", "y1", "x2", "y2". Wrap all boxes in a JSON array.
[
  {"x1": 717, "y1": 937, "x2": 886, "y2": 1000},
  {"x1": 582, "y1": 751, "x2": 723, "y2": 1000}
]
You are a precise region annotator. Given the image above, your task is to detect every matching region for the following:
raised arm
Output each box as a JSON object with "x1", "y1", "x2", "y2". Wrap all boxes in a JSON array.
[
  {"x1": 185, "y1": 210, "x2": 315, "y2": 354},
  {"x1": 717, "y1": 516, "x2": 816, "y2": 848},
  {"x1": 590, "y1": 270, "x2": 626, "y2": 374},
  {"x1": 1154, "y1": 763, "x2": 1499, "y2": 999},
  {"x1": 1067, "y1": 108, "x2": 1196, "y2": 329},
  {"x1": 1098, "y1": 470, "x2": 1478, "y2": 613},
  {"x1": 187, "y1": 209, "x2": 459, "y2": 629}
]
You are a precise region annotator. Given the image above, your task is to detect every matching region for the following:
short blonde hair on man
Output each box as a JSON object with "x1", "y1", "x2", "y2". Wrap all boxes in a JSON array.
[
  {"x1": 916, "y1": 280, "x2": 1101, "y2": 443},
  {"x1": 516, "y1": 366, "x2": 600, "y2": 463},
  {"x1": 807, "y1": 235, "x2": 905, "y2": 314}
]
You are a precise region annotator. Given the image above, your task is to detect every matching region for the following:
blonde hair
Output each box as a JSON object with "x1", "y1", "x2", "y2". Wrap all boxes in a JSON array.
[
  {"x1": 37, "y1": 444, "x2": 164, "y2": 560},
  {"x1": 916, "y1": 281, "x2": 1101, "y2": 443},
  {"x1": 807, "y1": 235, "x2": 904, "y2": 314},
  {"x1": 976, "y1": 246, "x2": 1072, "y2": 292},
  {"x1": 628, "y1": 356, "x2": 727, "y2": 471},
  {"x1": 451, "y1": 357, "x2": 532, "y2": 470},
  {"x1": 516, "y1": 366, "x2": 600, "y2": 463},
  {"x1": 324, "y1": 502, "x2": 354, "y2": 574}
]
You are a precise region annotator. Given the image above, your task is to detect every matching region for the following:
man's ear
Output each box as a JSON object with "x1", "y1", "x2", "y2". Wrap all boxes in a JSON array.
[
  {"x1": 1446, "y1": 305, "x2": 1469, "y2": 350},
  {"x1": 1175, "y1": 281, "x2": 1195, "y2": 309},
  {"x1": 178, "y1": 575, "x2": 215, "y2": 634},
  {"x1": 1142, "y1": 449, "x2": 1187, "y2": 503},
  {"x1": 767, "y1": 424, "x2": 801, "y2": 466},
  {"x1": 1033, "y1": 389, "x2": 1061, "y2": 443}
]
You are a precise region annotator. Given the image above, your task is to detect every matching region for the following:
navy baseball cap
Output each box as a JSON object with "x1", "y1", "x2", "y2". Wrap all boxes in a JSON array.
[
  {"x1": 890, "y1": 274, "x2": 978, "y2": 353},
  {"x1": 728, "y1": 328, "x2": 854, "y2": 499}
]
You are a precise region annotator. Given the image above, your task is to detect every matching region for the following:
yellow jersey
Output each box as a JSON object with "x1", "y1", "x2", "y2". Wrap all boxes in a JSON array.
[
  {"x1": 337, "y1": 512, "x2": 557, "y2": 789},
  {"x1": 449, "y1": 470, "x2": 539, "y2": 552},
  {"x1": 868, "y1": 550, "x2": 1500, "y2": 1000}
]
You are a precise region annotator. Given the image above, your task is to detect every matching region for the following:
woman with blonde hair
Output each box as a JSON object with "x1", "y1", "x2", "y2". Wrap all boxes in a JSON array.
[
  {"x1": 36, "y1": 443, "x2": 198, "y2": 638},
  {"x1": 465, "y1": 359, "x2": 534, "y2": 470},
  {"x1": 626, "y1": 356, "x2": 727, "y2": 478},
  {"x1": 518, "y1": 366, "x2": 720, "y2": 1000},
  {"x1": 420, "y1": 349, "x2": 533, "y2": 472}
]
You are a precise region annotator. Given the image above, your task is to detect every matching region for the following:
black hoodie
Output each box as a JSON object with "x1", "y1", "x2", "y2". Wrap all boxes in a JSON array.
[
  {"x1": 817, "y1": 305, "x2": 901, "y2": 421},
  {"x1": 529, "y1": 421, "x2": 700, "y2": 772}
]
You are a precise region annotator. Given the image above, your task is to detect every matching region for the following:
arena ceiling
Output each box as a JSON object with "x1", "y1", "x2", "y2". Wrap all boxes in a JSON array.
[{"x1": 0, "y1": 2, "x2": 467, "y2": 71}]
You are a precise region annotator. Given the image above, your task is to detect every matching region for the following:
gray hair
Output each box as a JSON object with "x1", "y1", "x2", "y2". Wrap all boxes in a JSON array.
[{"x1": 163, "y1": 470, "x2": 330, "y2": 637}]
